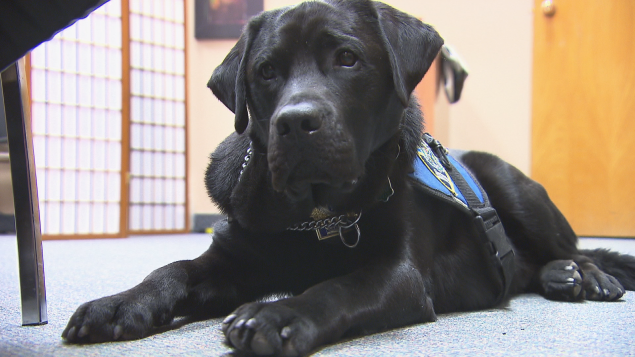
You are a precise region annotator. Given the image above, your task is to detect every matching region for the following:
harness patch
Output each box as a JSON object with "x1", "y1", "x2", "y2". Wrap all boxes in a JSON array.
[
  {"x1": 411, "y1": 139, "x2": 469, "y2": 208},
  {"x1": 417, "y1": 143, "x2": 457, "y2": 196}
]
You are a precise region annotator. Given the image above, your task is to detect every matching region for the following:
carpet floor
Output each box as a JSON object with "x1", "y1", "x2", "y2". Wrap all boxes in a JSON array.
[{"x1": 1, "y1": 234, "x2": 634, "y2": 356}]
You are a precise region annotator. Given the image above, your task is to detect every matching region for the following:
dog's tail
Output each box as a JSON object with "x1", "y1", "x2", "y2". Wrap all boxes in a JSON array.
[{"x1": 580, "y1": 248, "x2": 635, "y2": 290}]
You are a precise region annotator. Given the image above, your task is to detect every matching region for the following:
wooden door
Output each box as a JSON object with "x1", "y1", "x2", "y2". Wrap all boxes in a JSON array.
[{"x1": 532, "y1": 0, "x2": 635, "y2": 237}]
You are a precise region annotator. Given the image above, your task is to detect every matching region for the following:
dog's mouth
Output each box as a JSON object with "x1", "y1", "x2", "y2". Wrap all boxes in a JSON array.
[
  {"x1": 280, "y1": 178, "x2": 360, "y2": 202},
  {"x1": 268, "y1": 142, "x2": 364, "y2": 202},
  {"x1": 269, "y1": 159, "x2": 362, "y2": 202}
]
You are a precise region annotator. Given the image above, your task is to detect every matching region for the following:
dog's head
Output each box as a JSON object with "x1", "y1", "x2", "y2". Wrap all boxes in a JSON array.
[{"x1": 209, "y1": 0, "x2": 443, "y2": 203}]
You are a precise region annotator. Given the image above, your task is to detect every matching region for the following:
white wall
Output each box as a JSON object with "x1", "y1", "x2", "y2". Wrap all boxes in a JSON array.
[
  {"x1": 397, "y1": 0, "x2": 534, "y2": 175},
  {"x1": 186, "y1": 0, "x2": 534, "y2": 216},
  {"x1": 186, "y1": 2, "x2": 236, "y2": 215}
]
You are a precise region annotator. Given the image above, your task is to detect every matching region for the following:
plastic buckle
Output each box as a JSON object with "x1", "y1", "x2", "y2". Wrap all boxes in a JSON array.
[{"x1": 474, "y1": 211, "x2": 515, "y2": 302}]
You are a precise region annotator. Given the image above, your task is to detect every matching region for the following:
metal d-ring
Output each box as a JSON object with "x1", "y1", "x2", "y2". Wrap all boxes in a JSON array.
[
  {"x1": 379, "y1": 177, "x2": 394, "y2": 203},
  {"x1": 339, "y1": 210, "x2": 362, "y2": 248}
]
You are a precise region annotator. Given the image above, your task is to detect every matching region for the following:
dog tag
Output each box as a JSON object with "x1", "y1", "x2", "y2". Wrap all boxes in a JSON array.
[{"x1": 316, "y1": 227, "x2": 340, "y2": 240}]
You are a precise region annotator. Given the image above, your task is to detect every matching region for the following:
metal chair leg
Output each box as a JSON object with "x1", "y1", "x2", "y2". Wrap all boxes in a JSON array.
[{"x1": 1, "y1": 58, "x2": 47, "y2": 326}]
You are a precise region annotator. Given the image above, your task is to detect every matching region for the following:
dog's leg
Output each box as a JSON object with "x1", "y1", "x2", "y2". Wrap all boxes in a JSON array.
[
  {"x1": 457, "y1": 151, "x2": 626, "y2": 302},
  {"x1": 222, "y1": 262, "x2": 436, "y2": 357},
  {"x1": 62, "y1": 243, "x2": 254, "y2": 343}
]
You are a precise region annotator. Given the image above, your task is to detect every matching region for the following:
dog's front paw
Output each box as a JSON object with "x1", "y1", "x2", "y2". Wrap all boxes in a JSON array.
[
  {"x1": 62, "y1": 294, "x2": 161, "y2": 343},
  {"x1": 539, "y1": 260, "x2": 584, "y2": 302},
  {"x1": 222, "y1": 302, "x2": 318, "y2": 357}
]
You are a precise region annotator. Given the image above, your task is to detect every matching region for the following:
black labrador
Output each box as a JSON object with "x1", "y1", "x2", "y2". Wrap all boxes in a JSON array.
[{"x1": 63, "y1": 1, "x2": 635, "y2": 355}]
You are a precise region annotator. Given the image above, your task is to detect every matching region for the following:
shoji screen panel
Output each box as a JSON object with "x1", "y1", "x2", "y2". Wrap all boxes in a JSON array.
[
  {"x1": 128, "y1": 0, "x2": 187, "y2": 233},
  {"x1": 30, "y1": 0, "x2": 124, "y2": 238}
]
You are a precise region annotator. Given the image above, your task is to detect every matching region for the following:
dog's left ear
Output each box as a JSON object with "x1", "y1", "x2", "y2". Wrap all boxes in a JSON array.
[
  {"x1": 373, "y1": 2, "x2": 444, "y2": 106},
  {"x1": 207, "y1": 15, "x2": 266, "y2": 134}
]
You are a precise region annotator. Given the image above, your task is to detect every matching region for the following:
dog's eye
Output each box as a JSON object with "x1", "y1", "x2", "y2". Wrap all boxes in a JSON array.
[
  {"x1": 338, "y1": 51, "x2": 357, "y2": 67},
  {"x1": 261, "y1": 64, "x2": 275, "y2": 80}
]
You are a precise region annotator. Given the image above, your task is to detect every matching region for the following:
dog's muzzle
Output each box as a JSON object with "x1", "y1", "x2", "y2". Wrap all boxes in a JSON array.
[{"x1": 266, "y1": 101, "x2": 361, "y2": 200}]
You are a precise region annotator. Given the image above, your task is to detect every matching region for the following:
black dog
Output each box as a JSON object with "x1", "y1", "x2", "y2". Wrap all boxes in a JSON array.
[{"x1": 63, "y1": 1, "x2": 635, "y2": 355}]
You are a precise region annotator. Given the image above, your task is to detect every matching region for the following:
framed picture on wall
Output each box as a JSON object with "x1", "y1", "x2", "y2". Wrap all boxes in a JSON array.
[{"x1": 195, "y1": 0, "x2": 264, "y2": 39}]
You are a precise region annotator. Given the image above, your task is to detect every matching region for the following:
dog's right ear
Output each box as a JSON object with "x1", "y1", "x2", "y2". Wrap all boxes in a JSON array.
[{"x1": 208, "y1": 16, "x2": 265, "y2": 134}]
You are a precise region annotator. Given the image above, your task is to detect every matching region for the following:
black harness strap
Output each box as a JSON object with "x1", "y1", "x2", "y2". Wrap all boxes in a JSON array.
[
  {"x1": 416, "y1": 133, "x2": 515, "y2": 304},
  {"x1": 473, "y1": 207, "x2": 515, "y2": 303}
]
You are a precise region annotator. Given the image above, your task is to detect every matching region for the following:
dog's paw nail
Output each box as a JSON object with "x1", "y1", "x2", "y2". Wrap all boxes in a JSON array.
[
  {"x1": 282, "y1": 340, "x2": 300, "y2": 357},
  {"x1": 228, "y1": 329, "x2": 242, "y2": 348},
  {"x1": 572, "y1": 271, "x2": 582, "y2": 281},
  {"x1": 566, "y1": 278, "x2": 575, "y2": 283},
  {"x1": 223, "y1": 314, "x2": 237, "y2": 325},
  {"x1": 235, "y1": 319, "x2": 246, "y2": 329},
  {"x1": 246, "y1": 318, "x2": 258, "y2": 329},
  {"x1": 113, "y1": 325, "x2": 123, "y2": 340},
  {"x1": 564, "y1": 265, "x2": 574, "y2": 271},
  {"x1": 65, "y1": 326, "x2": 77, "y2": 341},
  {"x1": 281, "y1": 326, "x2": 292, "y2": 339},
  {"x1": 251, "y1": 331, "x2": 275, "y2": 355},
  {"x1": 603, "y1": 289, "x2": 610, "y2": 297},
  {"x1": 77, "y1": 325, "x2": 89, "y2": 338},
  {"x1": 573, "y1": 284, "x2": 582, "y2": 297}
]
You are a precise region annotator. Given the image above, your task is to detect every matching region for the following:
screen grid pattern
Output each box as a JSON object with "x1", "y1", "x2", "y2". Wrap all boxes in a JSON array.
[
  {"x1": 28, "y1": 0, "x2": 188, "y2": 237},
  {"x1": 30, "y1": 1, "x2": 123, "y2": 235},
  {"x1": 129, "y1": 0, "x2": 186, "y2": 231}
]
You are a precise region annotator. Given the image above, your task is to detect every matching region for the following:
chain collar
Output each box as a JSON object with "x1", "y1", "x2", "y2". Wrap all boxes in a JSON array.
[{"x1": 288, "y1": 209, "x2": 362, "y2": 248}]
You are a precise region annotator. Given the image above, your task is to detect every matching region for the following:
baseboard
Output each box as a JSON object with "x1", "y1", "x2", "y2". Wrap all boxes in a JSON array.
[
  {"x1": 1, "y1": 213, "x2": 224, "y2": 234},
  {"x1": 0, "y1": 213, "x2": 15, "y2": 233},
  {"x1": 192, "y1": 214, "x2": 224, "y2": 233}
]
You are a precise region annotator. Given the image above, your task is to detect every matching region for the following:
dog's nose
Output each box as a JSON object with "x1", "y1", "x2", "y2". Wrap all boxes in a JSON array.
[{"x1": 274, "y1": 103, "x2": 322, "y2": 136}]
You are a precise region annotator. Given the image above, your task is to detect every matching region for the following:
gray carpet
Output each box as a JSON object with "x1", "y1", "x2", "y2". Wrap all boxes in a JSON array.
[{"x1": 1, "y1": 234, "x2": 635, "y2": 356}]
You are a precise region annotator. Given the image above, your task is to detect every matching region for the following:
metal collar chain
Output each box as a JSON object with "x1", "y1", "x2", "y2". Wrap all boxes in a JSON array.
[
  {"x1": 287, "y1": 210, "x2": 362, "y2": 248},
  {"x1": 238, "y1": 142, "x2": 253, "y2": 181}
]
